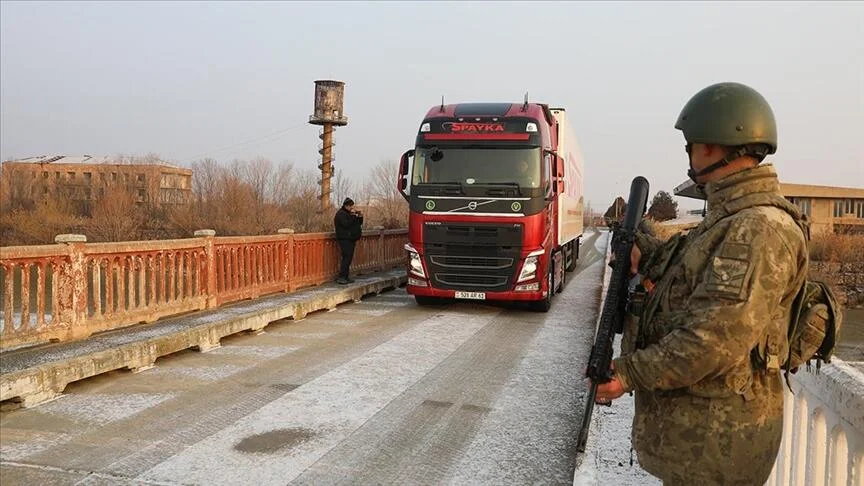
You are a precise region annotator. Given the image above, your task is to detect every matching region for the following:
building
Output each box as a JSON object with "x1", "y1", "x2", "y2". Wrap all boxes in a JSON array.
[
  {"x1": 1, "y1": 155, "x2": 193, "y2": 213},
  {"x1": 781, "y1": 183, "x2": 864, "y2": 234},
  {"x1": 674, "y1": 179, "x2": 864, "y2": 234}
]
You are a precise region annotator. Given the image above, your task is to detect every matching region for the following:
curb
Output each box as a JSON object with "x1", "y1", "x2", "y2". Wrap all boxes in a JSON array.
[{"x1": 573, "y1": 230, "x2": 615, "y2": 485}]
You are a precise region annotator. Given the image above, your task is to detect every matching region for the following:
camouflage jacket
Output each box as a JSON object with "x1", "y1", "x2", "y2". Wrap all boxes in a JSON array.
[
  {"x1": 615, "y1": 164, "x2": 807, "y2": 395},
  {"x1": 613, "y1": 164, "x2": 808, "y2": 483}
]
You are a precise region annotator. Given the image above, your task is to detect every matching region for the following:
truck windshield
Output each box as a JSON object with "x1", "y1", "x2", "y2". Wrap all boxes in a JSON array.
[{"x1": 412, "y1": 147, "x2": 542, "y2": 189}]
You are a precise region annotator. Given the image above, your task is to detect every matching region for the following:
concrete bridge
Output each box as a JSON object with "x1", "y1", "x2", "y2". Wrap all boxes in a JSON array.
[{"x1": 1, "y1": 229, "x2": 861, "y2": 485}]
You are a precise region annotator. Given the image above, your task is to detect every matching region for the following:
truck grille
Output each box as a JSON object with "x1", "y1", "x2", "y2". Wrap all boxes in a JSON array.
[
  {"x1": 422, "y1": 222, "x2": 522, "y2": 291},
  {"x1": 434, "y1": 274, "x2": 508, "y2": 288},
  {"x1": 429, "y1": 255, "x2": 513, "y2": 269}
]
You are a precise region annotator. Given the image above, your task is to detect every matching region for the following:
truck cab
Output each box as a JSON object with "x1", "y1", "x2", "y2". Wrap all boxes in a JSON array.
[{"x1": 397, "y1": 102, "x2": 584, "y2": 311}]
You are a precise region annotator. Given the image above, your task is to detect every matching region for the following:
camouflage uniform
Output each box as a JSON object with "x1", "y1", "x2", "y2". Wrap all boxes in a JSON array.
[{"x1": 614, "y1": 164, "x2": 808, "y2": 485}]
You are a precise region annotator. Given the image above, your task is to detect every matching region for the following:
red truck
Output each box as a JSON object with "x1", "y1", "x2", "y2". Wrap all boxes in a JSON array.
[{"x1": 397, "y1": 101, "x2": 585, "y2": 311}]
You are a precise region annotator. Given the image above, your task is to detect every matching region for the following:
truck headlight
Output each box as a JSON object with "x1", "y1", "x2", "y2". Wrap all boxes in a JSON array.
[
  {"x1": 405, "y1": 243, "x2": 426, "y2": 278},
  {"x1": 517, "y1": 249, "x2": 544, "y2": 283}
]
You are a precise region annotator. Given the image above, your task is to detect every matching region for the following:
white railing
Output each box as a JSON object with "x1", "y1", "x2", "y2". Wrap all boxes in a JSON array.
[{"x1": 767, "y1": 360, "x2": 864, "y2": 486}]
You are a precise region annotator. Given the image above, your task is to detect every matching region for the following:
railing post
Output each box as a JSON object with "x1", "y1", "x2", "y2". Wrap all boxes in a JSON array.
[
  {"x1": 374, "y1": 226, "x2": 385, "y2": 272},
  {"x1": 194, "y1": 229, "x2": 217, "y2": 309},
  {"x1": 54, "y1": 234, "x2": 88, "y2": 340},
  {"x1": 278, "y1": 228, "x2": 295, "y2": 293}
]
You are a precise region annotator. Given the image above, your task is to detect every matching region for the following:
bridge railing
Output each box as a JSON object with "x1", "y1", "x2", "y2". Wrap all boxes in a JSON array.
[
  {"x1": 767, "y1": 360, "x2": 864, "y2": 486},
  {"x1": 0, "y1": 227, "x2": 408, "y2": 350}
]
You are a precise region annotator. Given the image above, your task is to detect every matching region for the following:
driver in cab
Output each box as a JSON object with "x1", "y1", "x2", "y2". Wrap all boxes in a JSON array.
[{"x1": 517, "y1": 158, "x2": 537, "y2": 188}]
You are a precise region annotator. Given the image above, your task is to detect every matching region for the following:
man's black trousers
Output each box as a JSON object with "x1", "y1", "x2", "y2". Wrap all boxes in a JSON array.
[{"x1": 338, "y1": 239, "x2": 356, "y2": 280}]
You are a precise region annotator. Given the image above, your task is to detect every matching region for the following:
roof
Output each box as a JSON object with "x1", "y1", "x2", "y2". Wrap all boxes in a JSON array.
[
  {"x1": 422, "y1": 102, "x2": 552, "y2": 123},
  {"x1": 673, "y1": 179, "x2": 706, "y2": 200},
  {"x1": 675, "y1": 179, "x2": 864, "y2": 200},
  {"x1": 779, "y1": 183, "x2": 864, "y2": 199},
  {"x1": 2, "y1": 155, "x2": 188, "y2": 172}
]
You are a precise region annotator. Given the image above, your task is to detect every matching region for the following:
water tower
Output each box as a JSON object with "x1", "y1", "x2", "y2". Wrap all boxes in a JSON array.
[{"x1": 308, "y1": 80, "x2": 348, "y2": 211}]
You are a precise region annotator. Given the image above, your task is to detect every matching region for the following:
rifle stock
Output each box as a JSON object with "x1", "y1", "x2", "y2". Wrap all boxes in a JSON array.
[{"x1": 576, "y1": 176, "x2": 649, "y2": 453}]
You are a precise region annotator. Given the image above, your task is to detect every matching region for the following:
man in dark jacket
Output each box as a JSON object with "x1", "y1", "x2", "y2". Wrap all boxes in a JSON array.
[{"x1": 334, "y1": 197, "x2": 363, "y2": 284}]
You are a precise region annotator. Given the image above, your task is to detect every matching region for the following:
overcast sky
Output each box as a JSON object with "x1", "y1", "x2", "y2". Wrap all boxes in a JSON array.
[{"x1": 1, "y1": 1, "x2": 861, "y2": 211}]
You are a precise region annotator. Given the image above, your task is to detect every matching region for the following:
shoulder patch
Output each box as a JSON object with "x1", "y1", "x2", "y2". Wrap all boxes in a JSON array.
[{"x1": 705, "y1": 254, "x2": 751, "y2": 299}]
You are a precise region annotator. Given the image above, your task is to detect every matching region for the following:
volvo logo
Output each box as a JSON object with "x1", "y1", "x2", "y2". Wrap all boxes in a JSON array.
[
  {"x1": 425, "y1": 200, "x2": 436, "y2": 210},
  {"x1": 511, "y1": 201, "x2": 522, "y2": 212},
  {"x1": 468, "y1": 201, "x2": 478, "y2": 210}
]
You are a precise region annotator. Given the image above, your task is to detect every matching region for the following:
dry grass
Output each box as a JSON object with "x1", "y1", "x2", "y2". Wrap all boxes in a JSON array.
[{"x1": 809, "y1": 232, "x2": 864, "y2": 263}]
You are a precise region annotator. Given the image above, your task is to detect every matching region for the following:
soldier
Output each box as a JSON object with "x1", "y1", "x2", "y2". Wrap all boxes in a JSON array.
[{"x1": 594, "y1": 82, "x2": 809, "y2": 485}]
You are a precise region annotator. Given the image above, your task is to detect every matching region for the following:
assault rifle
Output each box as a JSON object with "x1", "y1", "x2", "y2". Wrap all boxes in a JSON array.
[{"x1": 576, "y1": 176, "x2": 650, "y2": 453}]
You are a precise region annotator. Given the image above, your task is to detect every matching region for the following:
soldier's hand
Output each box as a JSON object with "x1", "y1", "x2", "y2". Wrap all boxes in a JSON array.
[
  {"x1": 594, "y1": 362, "x2": 625, "y2": 404},
  {"x1": 595, "y1": 378, "x2": 625, "y2": 404},
  {"x1": 630, "y1": 243, "x2": 641, "y2": 276},
  {"x1": 610, "y1": 243, "x2": 641, "y2": 276}
]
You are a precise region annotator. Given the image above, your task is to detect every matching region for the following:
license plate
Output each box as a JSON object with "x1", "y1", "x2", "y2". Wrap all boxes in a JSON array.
[{"x1": 455, "y1": 291, "x2": 486, "y2": 300}]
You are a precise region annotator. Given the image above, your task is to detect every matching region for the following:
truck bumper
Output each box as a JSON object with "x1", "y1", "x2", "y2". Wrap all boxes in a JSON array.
[{"x1": 406, "y1": 281, "x2": 546, "y2": 302}]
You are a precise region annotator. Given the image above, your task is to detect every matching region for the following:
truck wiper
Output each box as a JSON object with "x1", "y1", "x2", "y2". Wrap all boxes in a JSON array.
[
  {"x1": 481, "y1": 182, "x2": 523, "y2": 196},
  {"x1": 417, "y1": 181, "x2": 464, "y2": 195}
]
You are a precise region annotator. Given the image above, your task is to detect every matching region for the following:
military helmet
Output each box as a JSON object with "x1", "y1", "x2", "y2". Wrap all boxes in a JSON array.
[{"x1": 675, "y1": 82, "x2": 777, "y2": 154}]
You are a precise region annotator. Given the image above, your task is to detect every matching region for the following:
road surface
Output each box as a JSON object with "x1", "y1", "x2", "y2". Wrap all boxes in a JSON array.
[{"x1": 1, "y1": 232, "x2": 608, "y2": 486}]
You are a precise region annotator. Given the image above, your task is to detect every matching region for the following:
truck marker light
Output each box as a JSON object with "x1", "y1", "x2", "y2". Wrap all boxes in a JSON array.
[
  {"x1": 526, "y1": 122, "x2": 538, "y2": 132},
  {"x1": 420, "y1": 123, "x2": 431, "y2": 133}
]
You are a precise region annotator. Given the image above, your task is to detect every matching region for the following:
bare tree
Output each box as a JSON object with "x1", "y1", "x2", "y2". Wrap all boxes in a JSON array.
[
  {"x1": 192, "y1": 158, "x2": 222, "y2": 203},
  {"x1": 286, "y1": 168, "x2": 329, "y2": 233},
  {"x1": 2, "y1": 164, "x2": 37, "y2": 211},
  {"x1": 0, "y1": 198, "x2": 84, "y2": 245},
  {"x1": 331, "y1": 168, "x2": 356, "y2": 209},
  {"x1": 270, "y1": 160, "x2": 295, "y2": 204},
  {"x1": 362, "y1": 160, "x2": 408, "y2": 229},
  {"x1": 245, "y1": 156, "x2": 272, "y2": 204},
  {"x1": 89, "y1": 186, "x2": 146, "y2": 242},
  {"x1": 214, "y1": 171, "x2": 259, "y2": 235}
]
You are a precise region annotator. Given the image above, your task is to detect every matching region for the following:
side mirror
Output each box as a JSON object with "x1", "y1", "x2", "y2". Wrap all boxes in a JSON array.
[{"x1": 398, "y1": 149, "x2": 414, "y2": 201}]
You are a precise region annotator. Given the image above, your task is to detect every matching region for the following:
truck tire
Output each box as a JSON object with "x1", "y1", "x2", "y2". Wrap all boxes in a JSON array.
[
  {"x1": 556, "y1": 260, "x2": 566, "y2": 294},
  {"x1": 415, "y1": 295, "x2": 443, "y2": 306},
  {"x1": 530, "y1": 269, "x2": 553, "y2": 312}
]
